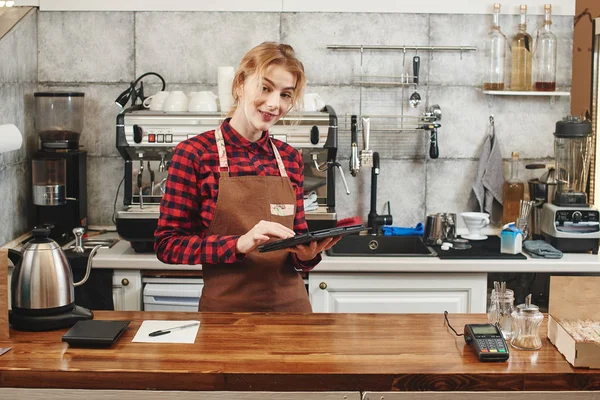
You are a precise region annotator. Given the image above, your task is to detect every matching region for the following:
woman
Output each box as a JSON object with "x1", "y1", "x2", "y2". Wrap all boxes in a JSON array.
[{"x1": 155, "y1": 42, "x2": 338, "y2": 312}]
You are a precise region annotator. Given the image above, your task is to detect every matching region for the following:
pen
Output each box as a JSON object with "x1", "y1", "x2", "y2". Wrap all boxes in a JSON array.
[{"x1": 148, "y1": 322, "x2": 200, "y2": 337}]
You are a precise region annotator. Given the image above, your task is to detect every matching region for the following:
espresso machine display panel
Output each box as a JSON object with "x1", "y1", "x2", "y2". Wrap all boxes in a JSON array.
[{"x1": 115, "y1": 107, "x2": 339, "y2": 252}]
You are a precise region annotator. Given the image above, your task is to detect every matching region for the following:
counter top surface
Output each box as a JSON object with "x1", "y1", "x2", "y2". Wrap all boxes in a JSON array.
[
  {"x1": 0, "y1": 312, "x2": 598, "y2": 392},
  {"x1": 92, "y1": 236, "x2": 600, "y2": 273}
]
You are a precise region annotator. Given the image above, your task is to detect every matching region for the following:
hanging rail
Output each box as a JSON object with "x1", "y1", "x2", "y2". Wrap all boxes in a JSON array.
[{"x1": 326, "y1": 45, "x2": 477, "y2": 52}]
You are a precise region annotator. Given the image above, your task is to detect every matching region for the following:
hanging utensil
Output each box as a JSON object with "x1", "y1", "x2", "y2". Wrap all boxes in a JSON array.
[{"x1": 409, "y1": 55, "x2": 421, "y2": 108}]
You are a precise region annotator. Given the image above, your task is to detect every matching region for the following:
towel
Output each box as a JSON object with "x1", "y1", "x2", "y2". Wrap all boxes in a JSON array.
[
  {"x1": 523, "y1": 240, "x2": 563, "y2": 259},
  {"x1": 382, "y1": 223, "x2": 425, "y2": 237},
  {"x1": 469, "y1": 123, "x2": 504, "y2": 224},
  {"x1": 304, "y1": 191, "x2": 319, "y2": 212}
]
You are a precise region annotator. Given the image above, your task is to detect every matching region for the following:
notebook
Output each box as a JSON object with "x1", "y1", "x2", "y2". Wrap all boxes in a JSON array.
[
  {"x1": 62, "y1": 320, "x2": 130, "y2": 348},
  {"x1": 258, "y1": 224, "x2": 367, "y2": 253}
]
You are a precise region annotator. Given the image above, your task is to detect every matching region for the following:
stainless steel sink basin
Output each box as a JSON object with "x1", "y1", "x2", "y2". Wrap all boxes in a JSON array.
[{"x1": 326, "y1": 235, "x2": 437, "y2": 257}]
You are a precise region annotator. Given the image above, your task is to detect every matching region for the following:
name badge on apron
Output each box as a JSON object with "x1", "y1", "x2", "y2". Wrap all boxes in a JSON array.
[{"x1": 270, "y1": 204, "x2": 295, "y2": 216}]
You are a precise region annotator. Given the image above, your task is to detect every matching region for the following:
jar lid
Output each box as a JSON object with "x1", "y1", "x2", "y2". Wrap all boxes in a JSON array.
[
  {"x1": 554, "y1": 115, "x2": 592, "y2": 138},
  {"x1": 516, "y1": 294, "x2": 540, "y2": 314}
]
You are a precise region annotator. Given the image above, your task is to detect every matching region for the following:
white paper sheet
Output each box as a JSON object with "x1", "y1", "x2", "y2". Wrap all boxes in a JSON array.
[{"x1": 132, "y1": 320, "x2": 200, "y2": 344}]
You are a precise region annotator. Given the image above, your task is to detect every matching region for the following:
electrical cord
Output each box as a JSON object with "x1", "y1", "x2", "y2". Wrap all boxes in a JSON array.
[
  {"x1": 115, "y1": 71, "x2": 166, "y2": 108},
  {"x1": 111, "y1": 176, "x2": 125, "y2": 226},
  {"x1": 444, "y1": 311, "x2": 464, "y2": 337}
]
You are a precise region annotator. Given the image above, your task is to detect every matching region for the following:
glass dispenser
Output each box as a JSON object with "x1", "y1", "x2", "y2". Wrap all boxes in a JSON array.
[
  {"x1": 511, "y1": 294, "x2": 544, "y2": 350},
  {"x1": 533, "y1": 4, "x2": 557, "y2": 91},
  {"x1": 483, "y1": 3, "x2": 507, "y2": 90},
  {"x1": 34, "y1": 92, "x2": 84, "y2": 149},
  {"x1": 510, "y1": 5, "x2": 533, "y2": 91},
  {"x1": 32, "y1": 158, "x2": 67, "y2": 206}
]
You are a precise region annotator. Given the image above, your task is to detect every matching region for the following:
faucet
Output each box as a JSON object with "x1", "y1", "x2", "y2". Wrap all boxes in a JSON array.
[{"x1": 367, "y1": 152, "x2": 393, "y2": 235}]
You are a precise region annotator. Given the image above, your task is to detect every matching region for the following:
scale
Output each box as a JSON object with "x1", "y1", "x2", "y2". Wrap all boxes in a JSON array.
[{"x1": 541, "y1": 116, "x2": 600, "y2": 254}]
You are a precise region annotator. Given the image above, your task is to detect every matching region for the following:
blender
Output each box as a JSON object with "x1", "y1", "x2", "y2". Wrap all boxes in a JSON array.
[{"x1": 541, "y1": 116, "x2": 600, "y2": 253}]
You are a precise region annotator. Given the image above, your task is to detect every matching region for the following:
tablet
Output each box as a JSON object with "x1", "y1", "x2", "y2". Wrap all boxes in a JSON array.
[
  {"x1": 62, "y1": 320, "x2": 130, "y2": 348},
  {"x1": 258, "y1": 224, "x2": 367, "y2": 253}
]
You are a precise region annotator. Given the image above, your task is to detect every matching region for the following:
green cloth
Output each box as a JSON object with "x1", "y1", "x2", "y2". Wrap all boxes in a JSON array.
[{"x1": 523, "y1": 240, "x2": 563, "y2": 259}]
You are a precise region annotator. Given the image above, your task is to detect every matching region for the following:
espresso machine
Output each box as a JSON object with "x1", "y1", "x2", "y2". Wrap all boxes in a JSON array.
[
  {"x1": 32, "y1": 92, "x2": 88, "y2": 244},
  {"x1": 115, "y1": 107, "x2": 341, "y2": 252},
  {"x1": 541, "y1": 116, "x2": 600, "y2": 253}
]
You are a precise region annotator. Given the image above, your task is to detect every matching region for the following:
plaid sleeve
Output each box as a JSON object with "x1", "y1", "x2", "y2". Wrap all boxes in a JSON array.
[
  {"x1": 154, "y1": 140, "x2": 243, "y2": 265},
  {"x1": 287, "y1": 147, "x2": 321, "y2": 271}
]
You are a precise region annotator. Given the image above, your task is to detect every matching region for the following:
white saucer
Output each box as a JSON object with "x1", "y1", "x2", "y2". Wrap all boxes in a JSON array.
[{"x1": 461, "y1": 234, "x2": 488, "y2": 241}]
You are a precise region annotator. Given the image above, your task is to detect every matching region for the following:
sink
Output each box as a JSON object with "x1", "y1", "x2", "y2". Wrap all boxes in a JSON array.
[{"x1": 326, "y1": 235, "x2": 437, "y2": 257}]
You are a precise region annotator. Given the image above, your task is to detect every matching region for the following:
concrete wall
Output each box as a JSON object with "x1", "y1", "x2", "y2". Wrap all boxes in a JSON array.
[
  {"x1": 30, "y1": 10, "x2": 574, "y2": 230},
  {"x1": 0, "y1": 9, "x2": 37, "y2": 245}
]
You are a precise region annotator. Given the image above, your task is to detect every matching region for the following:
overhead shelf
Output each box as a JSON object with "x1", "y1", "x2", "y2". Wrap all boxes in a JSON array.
[{"x1": 483, "y1": 90, "x2": 570, "y2": 96}]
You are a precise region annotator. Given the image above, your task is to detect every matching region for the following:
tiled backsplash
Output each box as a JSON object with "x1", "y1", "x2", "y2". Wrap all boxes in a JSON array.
[{"x1": 0, "y1": 9, "x2": 573, "y2": 243}]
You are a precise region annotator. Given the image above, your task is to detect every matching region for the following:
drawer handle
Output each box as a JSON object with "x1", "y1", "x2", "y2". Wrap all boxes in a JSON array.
[
  {"x1": 319, "y1": 282, "x2": 327, "y2": 290},
  {"x1": 121, "y1": 278, "x2": 130, "y2": 286}
]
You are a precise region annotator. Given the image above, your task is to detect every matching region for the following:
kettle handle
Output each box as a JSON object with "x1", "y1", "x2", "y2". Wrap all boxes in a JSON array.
[
  {"x1": 73, "y1": 245, "x2": 102, "y2": 287},
  {"x1": 7, "y1": 248, "x2": 22, "y2": 266}
]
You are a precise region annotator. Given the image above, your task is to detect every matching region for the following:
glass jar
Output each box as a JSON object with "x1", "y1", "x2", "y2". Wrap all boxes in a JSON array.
[
  {"x1": 510, "y1": 5, "x2": 533, "y2": 91},
  {"x1": 511, "y1": 294, "x2": 544, "y2": 350},
  {"x1": 487, "y1": 288, "x2": 515, "y2": 339}
]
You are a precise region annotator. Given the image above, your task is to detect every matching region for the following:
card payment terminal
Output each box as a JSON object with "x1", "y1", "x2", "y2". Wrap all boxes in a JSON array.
[{"x1": 463, "y1": 324, "x2": 509, "y2": 362}]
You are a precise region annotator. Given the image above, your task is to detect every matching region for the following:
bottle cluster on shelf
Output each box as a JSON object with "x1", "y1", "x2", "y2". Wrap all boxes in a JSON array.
[{"x1": 483, "y1": 3, "x2": 557, "y2": 92}]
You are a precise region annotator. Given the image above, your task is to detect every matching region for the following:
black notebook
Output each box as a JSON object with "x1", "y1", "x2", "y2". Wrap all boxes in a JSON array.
[
  {"x1": 62, "y1": 320, "x2": 130, "y2": 348},
  {"x1": 258, "y1": 224, "x2": 367, "y2": 253}
]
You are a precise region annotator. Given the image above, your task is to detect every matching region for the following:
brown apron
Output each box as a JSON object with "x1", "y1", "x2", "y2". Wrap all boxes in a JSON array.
[{"x1": 199, "y1": 126, "x2": 312, "y2": 312}]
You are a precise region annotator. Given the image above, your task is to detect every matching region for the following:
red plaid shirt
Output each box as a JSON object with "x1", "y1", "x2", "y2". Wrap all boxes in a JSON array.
[{"x1": 155, "y1": 119, "x2": 321, "y2": 270}]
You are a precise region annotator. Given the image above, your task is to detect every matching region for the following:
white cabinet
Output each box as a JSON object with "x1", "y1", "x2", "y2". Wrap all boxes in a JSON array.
[
  {"x1": 309, "y1": 272, "x2": 487, "y2": 314},
  {"x1": 112, "y1": 269, "x2": 142, "y2": 311}
]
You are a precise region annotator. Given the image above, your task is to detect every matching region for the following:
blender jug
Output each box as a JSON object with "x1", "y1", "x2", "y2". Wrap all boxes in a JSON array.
[{"x1": 553, "y1": 116, "x2": 592, "y2": 206}]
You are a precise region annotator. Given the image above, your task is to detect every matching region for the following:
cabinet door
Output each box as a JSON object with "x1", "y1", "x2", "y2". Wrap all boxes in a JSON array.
[
  {"x1": 112, "y1": 270, "x2": 142, "y2": 311},
  {"x1": 309, "y1": 272, "x2": 487, "y2": 314}
]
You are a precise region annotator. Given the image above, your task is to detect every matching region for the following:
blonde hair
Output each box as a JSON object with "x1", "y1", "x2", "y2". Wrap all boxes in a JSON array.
[{"x1": 227, "y1": 42, "x2": 306, "y2": 117}]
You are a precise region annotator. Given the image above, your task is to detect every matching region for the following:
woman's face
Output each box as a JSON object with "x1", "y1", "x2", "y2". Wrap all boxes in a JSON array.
[{"x1": 235, "y1": 64, "x2": 296, "y2": 135}]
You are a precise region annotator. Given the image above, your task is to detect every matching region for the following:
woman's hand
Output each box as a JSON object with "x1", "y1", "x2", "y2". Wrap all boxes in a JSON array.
[
  {"x1": 236, "y1": 220, "x2": 296, "y2": 254},
  {"x1": 288, "y1": 236, "x2": 342, "y2": 261}
]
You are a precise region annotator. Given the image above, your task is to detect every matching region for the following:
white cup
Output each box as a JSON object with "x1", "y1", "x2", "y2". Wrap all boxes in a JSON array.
[
  {"x1": 188, "y1": 91, "x2": 218, "y2": 112},
  {"x1": 162, "y1": 91, "x2": 189, "y2": 112},
  {"x1": 143, "y1": 91, "x2": 170, "y2": 111},
  {"x1": 303, "y1": 93, "x2": 326, "y2": 112},
  {"x1": 217, "y1": 66, "x2": 235, "y2": 112},
  {"x1": 460, "y1": 212, "x2": 490, "y2": 239}
]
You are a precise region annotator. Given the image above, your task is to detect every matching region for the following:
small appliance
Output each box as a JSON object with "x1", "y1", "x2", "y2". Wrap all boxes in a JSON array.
[
  {"x1": 7, "y1": 227, "x2": 101, "y2": 331},
  {"x1": 115, "y1": 107, "x2": 342, "y2": 252},
  {"x1": 32, "y1": 92, "x2": 88, "y2": 244},
  {"x1": 541, "y1": 116, "x2": 600, "y2": 253}
]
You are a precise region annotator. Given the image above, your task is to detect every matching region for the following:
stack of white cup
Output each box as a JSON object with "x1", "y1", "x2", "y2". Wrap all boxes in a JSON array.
[{"x1": 217, "y1": 66, "x2": 235, "y2": 113}]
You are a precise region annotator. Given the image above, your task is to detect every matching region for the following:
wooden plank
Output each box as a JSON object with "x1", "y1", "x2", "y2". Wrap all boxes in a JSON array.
[
  {"x1": 0, "y1": 249, "x2": 8, "y2": 339},
  {"x1": 549, "y1": 276, "x2": 600, "y2": 320},
  {"x1": 0, "y1": 312, "x2": 598, "y2": 391}
]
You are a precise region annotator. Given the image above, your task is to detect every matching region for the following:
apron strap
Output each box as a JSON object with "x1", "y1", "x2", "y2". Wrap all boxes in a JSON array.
[{"x1": 214, "y1": 126, "x2": 288, "y2": 178}]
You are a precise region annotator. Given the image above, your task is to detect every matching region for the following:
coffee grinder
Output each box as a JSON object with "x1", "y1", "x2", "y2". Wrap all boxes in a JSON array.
[
  {"x1": 32, "y1": 92, "x2": 88, "y2": 244},
  {"x1": 541, "y1": 116, "x2": 600, "y2": 253}
]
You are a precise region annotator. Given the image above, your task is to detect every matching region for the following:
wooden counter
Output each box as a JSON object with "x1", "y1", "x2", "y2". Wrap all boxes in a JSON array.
[{"x1": 0, "y1": 312, "x2": 598, "y2": 392}]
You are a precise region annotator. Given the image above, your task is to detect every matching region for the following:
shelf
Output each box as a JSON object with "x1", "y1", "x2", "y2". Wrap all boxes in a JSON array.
[
  {"x1": 354, "y1": 74, "x2": 417, "y2": 87},
  {"x1": 483, "y1": 90, "x2": 570, "y2": 96}
]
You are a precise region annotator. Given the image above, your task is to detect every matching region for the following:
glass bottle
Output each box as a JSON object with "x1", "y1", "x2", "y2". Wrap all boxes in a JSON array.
[
  {"x1": 502, "y1": 151, "x2": 525, "y2": 225},
  {"x1": 511, "y1": 294, "x2": 544, "y2": 350},
  {"x1": 487, "y1": 288, "x2": 515, "y2": 339},
  {"x1": 533, "y1": 4, "x2": 557, "y2": 91},
  {"x1": 483, "y1": 3, "x2": 507, "y2": 90},
  {"x1": 510, "y1": 5, "x2": 533, "y2": 91}
]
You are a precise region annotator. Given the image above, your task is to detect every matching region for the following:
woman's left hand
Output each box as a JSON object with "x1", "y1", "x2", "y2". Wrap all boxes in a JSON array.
[{"x1": 288, "y1": 236, "x2": 343, "y2": 261}]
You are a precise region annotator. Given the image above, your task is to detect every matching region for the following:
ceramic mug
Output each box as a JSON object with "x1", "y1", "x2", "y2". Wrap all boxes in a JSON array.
[
  {"x1": 162, "y1": 91, "x2": 189, "y2": 112},
  {"x1": 188, "y1": 91, "x2": 218, "y2": 112},
  {"x1": 143, "y1": 91, "x2": 170, "y2": 111}
]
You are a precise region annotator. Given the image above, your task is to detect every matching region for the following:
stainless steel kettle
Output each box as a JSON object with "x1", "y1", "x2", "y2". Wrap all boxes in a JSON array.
[{"x1": 8, "y1": 227, "x2": 100, "y2": 311}]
